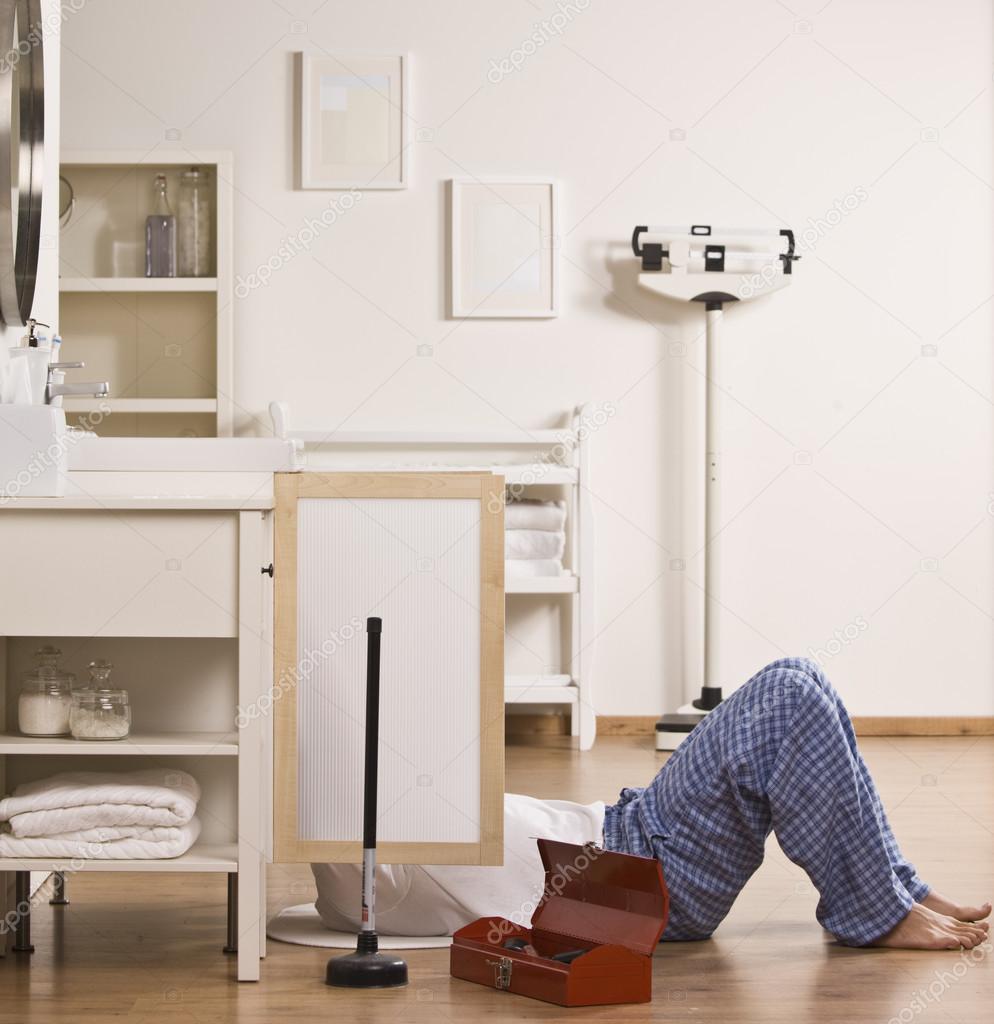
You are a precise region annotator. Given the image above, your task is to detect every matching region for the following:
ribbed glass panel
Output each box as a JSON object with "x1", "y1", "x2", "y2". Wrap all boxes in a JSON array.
[{"x1": 297, "y1": 497, "x2": 481, "y2": 843}]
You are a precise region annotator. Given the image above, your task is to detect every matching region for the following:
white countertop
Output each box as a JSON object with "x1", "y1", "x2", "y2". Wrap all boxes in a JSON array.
[
  {"x1": 0, "y1": 472, "x2": 280, "y2": 509},
  {"x1": 67, "y1": 436, "x2": 298, "y2": 473},
  {"x1": 0, "y1": 437, "x2": 299, "y2": 510}
]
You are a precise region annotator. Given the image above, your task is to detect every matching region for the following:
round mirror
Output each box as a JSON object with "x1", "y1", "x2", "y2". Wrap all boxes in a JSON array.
[{"x1": 0, "y1": 0, "x2": 43, "y2": 327}]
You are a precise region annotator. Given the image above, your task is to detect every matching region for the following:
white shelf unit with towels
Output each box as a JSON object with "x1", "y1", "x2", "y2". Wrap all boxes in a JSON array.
[
  {"x1": 270, "y1": 402, "x2": 598, "y2": 750},
  {"x1": 0, "y1": 503, "x2": 270, "y2": 981}
]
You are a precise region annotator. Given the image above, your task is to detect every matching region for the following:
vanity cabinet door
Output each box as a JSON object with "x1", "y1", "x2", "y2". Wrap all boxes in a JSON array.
[{"x1": 273, "y1": 472, "x2": 504, "y2": 865}]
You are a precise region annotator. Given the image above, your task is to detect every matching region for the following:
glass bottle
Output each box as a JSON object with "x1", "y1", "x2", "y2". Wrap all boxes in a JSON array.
[
  {"x1": 145, "y1": 173, "x2": 177, "y2": 278},
  {"x1": 18, "y1": 646, "x2": 76, "y2": 737},
  {"x1": 178, "y1": 167, "x2": 212, "y2": 277}
]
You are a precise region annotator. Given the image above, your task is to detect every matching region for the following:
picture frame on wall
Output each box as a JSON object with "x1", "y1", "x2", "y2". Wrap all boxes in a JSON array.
[
  {"x1": 299, "y1": 53, "x2": 408, "y2": 189},
  {"x1": 450, "y1": 178, "x2": 559, "y2": 318}
]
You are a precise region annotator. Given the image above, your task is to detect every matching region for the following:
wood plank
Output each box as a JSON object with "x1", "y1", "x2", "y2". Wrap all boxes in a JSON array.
[
  {"x1": 478, "y1": 474, "x2": 505, "y2": 866},
  {"x1": 513, "y1": 715, "x2": 994, "y2": 738},
  {"x1": 273, "y1": 473, "x2": 300, "y2": 864},
  {"x1": 293, "y1": 471, "x2": 485, "y2": 500},
  {"x1": 597, "y1": 716, "x2": 660, "y2": 736},
  {"x1": 851, "y1": 716, "x2": 994, "y2": 736},
  {"x1": 506, "y1": 712, "x2": 569, "y2": 736}
]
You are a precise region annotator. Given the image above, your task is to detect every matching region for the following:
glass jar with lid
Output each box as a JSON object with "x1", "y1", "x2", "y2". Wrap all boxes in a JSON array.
[
  {"x1": 84, "y1": 659, "x2": 114, "y2": 691},
  {"x1": 18, "y1": 646, "x2": 76, "y2": 737},
  {"x1": 70, "y1": 688, "x2": 131, "y2": 741}
]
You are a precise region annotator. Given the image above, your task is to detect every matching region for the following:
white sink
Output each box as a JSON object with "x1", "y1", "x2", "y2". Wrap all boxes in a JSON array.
[{"x1": 68, "y1": 436, "x2": 299, "y2": 472}]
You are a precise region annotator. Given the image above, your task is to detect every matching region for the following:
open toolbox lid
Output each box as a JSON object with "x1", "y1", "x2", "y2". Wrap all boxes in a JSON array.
[{"x1": 531, "y1": 839, "x2": 669, "y2": 958}]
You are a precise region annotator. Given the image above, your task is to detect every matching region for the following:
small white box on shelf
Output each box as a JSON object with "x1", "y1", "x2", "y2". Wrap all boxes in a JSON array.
[{"x1": 0, "y1": 405, "x2": 69, "y2": 497}]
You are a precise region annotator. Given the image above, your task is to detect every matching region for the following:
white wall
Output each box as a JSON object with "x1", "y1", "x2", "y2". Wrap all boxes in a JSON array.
[{"x1": 60, "y1": 0, "x2": 994, "y2": 717}]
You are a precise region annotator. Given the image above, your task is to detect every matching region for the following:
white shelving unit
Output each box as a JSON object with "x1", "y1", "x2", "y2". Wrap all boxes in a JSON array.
[
  {"x1": 62, "y1": 398, "x2": 219, "y2": 415},
  {"x1": 270, "y1": 402, "x2": 598, "y2": 749},
  {"x1": 0, "y1": 500, "x2": 271, "y2": 981},
  {"x1": 59, "y1": 277, "x2": 220, "y2": 293},
  {"x1": 506, "y1": 577, "x2": 579, "y2": 594},
  {"x1": 58, "y1": 150, "x2": 234, "y2": 436},
  {"x1": 0, "y1": 732, "x2": 238, "y2": 756},
  {"x1": 0, "y1": 846, "x2": 240, "y2": 874}
]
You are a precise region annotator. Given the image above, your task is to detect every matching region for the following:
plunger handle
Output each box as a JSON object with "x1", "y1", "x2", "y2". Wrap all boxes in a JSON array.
[
  {"x1": 325, "y1": 615, "x2": 407, "y2": 989},
  {"x1": 360, "y1": 617, "x2": 382, "y2": 934}
]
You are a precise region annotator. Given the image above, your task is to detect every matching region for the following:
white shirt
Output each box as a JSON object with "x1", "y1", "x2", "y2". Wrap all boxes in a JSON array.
[{"x1": 312, "y1": 793, "x2": 605, "y2": 936}]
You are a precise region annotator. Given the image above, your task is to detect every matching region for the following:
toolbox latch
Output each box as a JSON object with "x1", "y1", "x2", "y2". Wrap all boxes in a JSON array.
[{"x1": 486, "y1": 956, "x2": 513, "y2": 991}]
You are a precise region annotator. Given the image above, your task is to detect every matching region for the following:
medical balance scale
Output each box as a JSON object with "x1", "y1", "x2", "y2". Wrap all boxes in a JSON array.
[{"x1": 630, "y1": 224, "x2": 799, "y2": 750}]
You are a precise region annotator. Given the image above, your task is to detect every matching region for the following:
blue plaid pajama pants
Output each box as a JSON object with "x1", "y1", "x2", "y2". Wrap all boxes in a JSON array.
[{"x1": 603, "y1": 657, "x2": 929, "y2": 946}]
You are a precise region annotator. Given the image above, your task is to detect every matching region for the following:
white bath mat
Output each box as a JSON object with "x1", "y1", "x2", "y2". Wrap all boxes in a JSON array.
[{"x1": 266, "y1": 903, "x2": 452, "y2": 950}]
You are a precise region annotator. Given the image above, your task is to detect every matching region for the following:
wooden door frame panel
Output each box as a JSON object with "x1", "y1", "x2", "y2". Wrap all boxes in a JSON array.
[{"x1": 274, "y1": 472, "x2": 504, "y2": 864}]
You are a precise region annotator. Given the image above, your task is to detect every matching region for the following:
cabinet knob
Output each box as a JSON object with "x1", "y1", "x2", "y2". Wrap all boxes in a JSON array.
[{"x1": 261, "y1": 563, "x2": 274, "y2": 577}]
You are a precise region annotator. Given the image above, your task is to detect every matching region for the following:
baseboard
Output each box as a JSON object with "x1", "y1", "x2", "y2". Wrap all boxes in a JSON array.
[
  {"x1": 505, "y1": 713, "x2": 568, "y2": 736},
  {"x1": 509, "y1": 713, "x2": 994, "y2": 738},
  {"x1": 850, "y1": 716, "x2": 994, "y2": 736},
  {"x1": 597, "y1": 716, "x2": 659, "y2": 736}
]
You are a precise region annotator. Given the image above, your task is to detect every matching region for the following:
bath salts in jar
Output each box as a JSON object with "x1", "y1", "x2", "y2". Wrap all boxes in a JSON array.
[
  {"x1": 18, "y1": 647, "x2": 75, "y2": 737},
  {"x1": 70, "y1": 689, "x2": 132, "y2": 741}
]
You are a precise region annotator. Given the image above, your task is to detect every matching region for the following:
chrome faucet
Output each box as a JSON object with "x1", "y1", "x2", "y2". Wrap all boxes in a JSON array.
[{"x1": 46, "y1": 361, "x2": 110, "y2": 403}]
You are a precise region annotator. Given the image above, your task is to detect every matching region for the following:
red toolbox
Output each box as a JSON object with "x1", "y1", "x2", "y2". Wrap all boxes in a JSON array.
[{"x1": 450, "y1": 838, "x2": 669, "y2": 1007}]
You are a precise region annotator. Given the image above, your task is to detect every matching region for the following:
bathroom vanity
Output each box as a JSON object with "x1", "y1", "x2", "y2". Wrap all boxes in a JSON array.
[
  {"x1": 0, "y1": 461, "x2": 281, "y2": 981},
  {"x1": 0, "y1": 444, "x2": 506, "y2": 982}
]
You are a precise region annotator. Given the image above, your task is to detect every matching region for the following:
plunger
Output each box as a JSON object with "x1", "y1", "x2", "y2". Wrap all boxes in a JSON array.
[{"x1": 325, "y1": 616, "x2": 409, "y2": 989}]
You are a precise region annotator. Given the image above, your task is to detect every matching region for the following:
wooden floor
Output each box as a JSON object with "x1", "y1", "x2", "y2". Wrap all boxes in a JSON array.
[{"x1": 1, "y1": 734, "x2": 991, "y2": 1023}]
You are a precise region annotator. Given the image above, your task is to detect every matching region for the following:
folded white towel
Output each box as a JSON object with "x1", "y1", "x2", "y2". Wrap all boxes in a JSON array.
[
  {"x1": 0, "y1": 817, "x2": 201, "y2": 860},
  {"x1": 505, "y1": 499, "x2": 566, "y2": 532},
  {"x1": 505, "y1": 558, "x2": 564, "y2": 578},
  {"x1": 21, "y1": 824, "x2": 194, "y2": 844},
  {"x1": 0, "y1": 769, "x2": 200, "y2": 838},
  {"x1": 505, "y1": 529, "x2": 565, "y2": 560}
]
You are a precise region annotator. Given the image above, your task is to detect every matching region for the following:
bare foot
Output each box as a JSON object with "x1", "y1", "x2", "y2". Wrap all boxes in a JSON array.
[
  {"x1": 871, "y1": 904, "x2": 989, "y2": 950},
  {"x1": 921, "y1": 892, "x2": 992, "y2": 924}
]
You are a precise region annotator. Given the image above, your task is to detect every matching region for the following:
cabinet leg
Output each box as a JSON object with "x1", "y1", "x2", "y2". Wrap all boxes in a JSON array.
[
  {"x1": 12, "y1": 873, "x2": 34, "y2": 954},
  {"x1": 237, "y1": 852, "x2": 262, "y2": 981},
  {"x1": 223, "y1": 873, "x2": 238, "y2": 954},
  {"x1": 49, "y1": 872, "x2": 69, "y2": 906},
  {"x1": 259, "y1": 864, "x2": 267, "y2": 959}
]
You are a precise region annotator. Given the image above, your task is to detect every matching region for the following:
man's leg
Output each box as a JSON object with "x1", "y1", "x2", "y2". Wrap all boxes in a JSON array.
[
  {"x1": 801, "y1": 661, "x2": 929, "y2": 902},
  {"x1": 606, "y1": 657, "x2": 943, "y2": 945},
  {"x1": 751, "y1": 659, "x2": 920, "y2": 944}
]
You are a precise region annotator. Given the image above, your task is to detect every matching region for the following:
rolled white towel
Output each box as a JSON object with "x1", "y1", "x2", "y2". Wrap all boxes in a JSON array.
[
  {"x1": 505, "y1": 529, "x2": 565, "y2": 560},
  {"x1": 0, "y1": 768, "x2": 200, "y2": 837},
  {"x1": 505, "y1": 499, "x2": 566, "y2": 532},
  {"x1": 505, "y1": 558, "x2": 564, "y2": 578}
]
